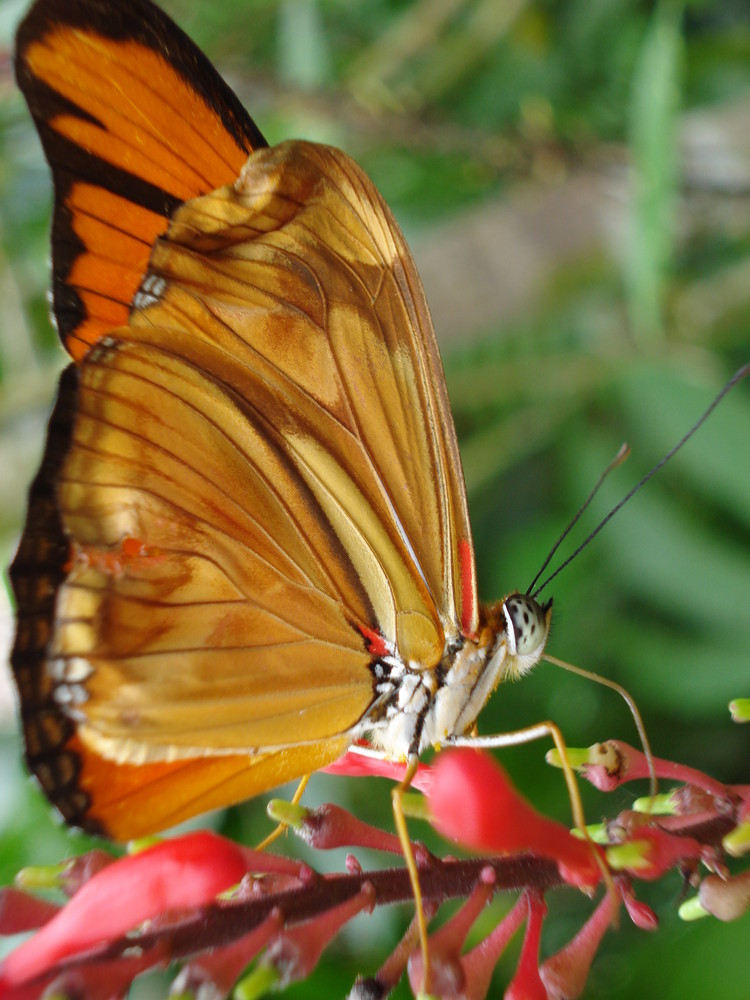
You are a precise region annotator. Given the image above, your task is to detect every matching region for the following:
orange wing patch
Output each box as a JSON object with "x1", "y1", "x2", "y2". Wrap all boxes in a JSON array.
[
  {"x1": 66, "y1": 734, "x2": 352, "y2": 842},
  {"x1": 15, "y1": 0, "x2": 267, "y2": 360}
]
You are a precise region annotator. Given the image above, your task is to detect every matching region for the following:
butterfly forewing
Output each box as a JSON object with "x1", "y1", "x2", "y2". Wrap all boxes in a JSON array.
[
  {"x1": 14, "y1": 0, "x2": 266, "y2": 360},
  {"x1": 51, "y1": 140, "x2": 477, "y2": 750},
  {"x1": 145, "y1": 141, "x2": 479, "y2": 647}
]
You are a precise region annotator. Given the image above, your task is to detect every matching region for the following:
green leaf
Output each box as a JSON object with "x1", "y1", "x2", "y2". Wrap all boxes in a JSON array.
[{"x1": 626, "y1": 1, "x2": 684, "y2": 345}]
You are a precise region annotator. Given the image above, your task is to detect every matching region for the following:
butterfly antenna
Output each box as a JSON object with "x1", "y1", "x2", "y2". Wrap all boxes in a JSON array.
[
  {"x1": 525, "y1": 443, "x2": 631, "y2": 596},
  {"x1": 531, "y1": 363, "x2": 750, "y2": 599}
]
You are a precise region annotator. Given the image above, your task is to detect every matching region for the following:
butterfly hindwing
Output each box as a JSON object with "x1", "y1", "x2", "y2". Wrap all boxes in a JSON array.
[{"x1": 10, "y1": 359, "x2": 368, "y2": 838}]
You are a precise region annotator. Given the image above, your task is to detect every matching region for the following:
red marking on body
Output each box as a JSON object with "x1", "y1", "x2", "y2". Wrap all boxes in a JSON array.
[
  {"x1": 458, "y1": 537, "x2": 477, "y2": 637},
  {"x1": 357, "y1": 624, "x2": 390, "y2": 659}
]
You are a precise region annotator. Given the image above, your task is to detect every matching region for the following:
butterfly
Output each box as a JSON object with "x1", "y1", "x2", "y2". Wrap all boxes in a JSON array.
[{"x1": 10, "y1": 0, "x2": 552, "y2": 843}]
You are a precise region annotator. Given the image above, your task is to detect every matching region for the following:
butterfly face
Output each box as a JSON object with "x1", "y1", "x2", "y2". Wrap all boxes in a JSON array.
[{"x1": 10, "y1": 0, "x2": 552, "y2": 840}]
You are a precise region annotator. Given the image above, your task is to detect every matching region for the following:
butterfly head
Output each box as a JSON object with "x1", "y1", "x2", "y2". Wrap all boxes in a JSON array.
[{"x1": 501, "y1": 593, "x2": 552, "y2": 679}]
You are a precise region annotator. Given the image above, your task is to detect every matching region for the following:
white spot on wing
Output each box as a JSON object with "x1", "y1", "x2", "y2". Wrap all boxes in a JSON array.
[{"x1": 133, "y1": 273, "x2": 167, "y2": 310}]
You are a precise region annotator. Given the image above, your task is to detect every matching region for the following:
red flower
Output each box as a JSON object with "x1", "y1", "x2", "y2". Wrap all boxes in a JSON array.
[
  {"x1": 0, "y1": 890, "x2": 60, "y2": 935},
  {"x1": 504, "y1": 892, "x2": 548, "y2": 1000},
  {"x1": 607, "y1": 826, "x2": 705, "y2": 881},
  {"x1": 540, "y1": 890, "x2": 618, "y2": 999},
  {"x1": 0, "y1": 831, "x2": 297, "y2": 991},
  {"x1": 427, "y1": 749, "x2": 602, "y2": 887},
  {"x1": 324, "y1": 749, "x2": 434, "y2": 793}
]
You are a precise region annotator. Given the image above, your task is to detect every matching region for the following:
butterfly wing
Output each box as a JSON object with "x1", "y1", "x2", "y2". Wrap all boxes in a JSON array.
[
  {"x1": 46, "y1": 140, "x2": 479, "y2": 745},
  {"x1": 13, "y1": 368, "x2": 353, "y2": 837},
  {"x1": 14, "y1": 0, "x2": 266, "y2": 361},
  {"x1": 11, "y1": 1, "x2": 479, "y2": 839}
]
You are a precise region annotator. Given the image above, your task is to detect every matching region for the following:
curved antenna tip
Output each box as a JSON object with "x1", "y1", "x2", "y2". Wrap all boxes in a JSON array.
[{"x1": 531, "y1": 364, "x2": 750, "y2": 597}]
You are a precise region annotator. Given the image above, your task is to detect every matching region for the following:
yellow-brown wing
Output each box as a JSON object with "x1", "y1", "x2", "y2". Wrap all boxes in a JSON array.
[
  {"x1": 14, "y1": 0, "x2": 266, "y2": 361},
  {"x1": 10, "y1": 2, "x2": 479, "y2": 840},
  {"x1": 12, "y1": 314, "x2": 368, "y2": 840},
  {"x1": 49, "y1": 140, "x2": 478, "y2": 751}
]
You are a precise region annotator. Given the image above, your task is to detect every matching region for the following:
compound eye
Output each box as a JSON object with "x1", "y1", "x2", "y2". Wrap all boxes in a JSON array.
[{"x1": 503, "y1": 595, "x2": 547, "y2": 656}]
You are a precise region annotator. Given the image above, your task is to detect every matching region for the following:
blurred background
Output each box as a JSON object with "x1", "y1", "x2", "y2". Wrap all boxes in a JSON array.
[{"x1": 1, "y1": 0, "x2": 749, "y2": 996}]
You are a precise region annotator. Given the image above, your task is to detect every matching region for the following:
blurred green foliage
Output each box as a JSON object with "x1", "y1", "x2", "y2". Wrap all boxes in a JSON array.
[{"x1": 1, "y1": 0, "x2": 750, "y2": 996}]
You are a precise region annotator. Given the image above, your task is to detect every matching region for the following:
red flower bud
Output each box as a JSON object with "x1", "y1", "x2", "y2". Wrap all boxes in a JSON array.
[
  {"x1": 57, "y1": 850, "x2": 117, "y2": 897},
  {"x1": 264, "y1": 883, "x2": 375, "y2": 986},
  {"x1": 0, "y1": 889, "x2": 60, "y2": 935},
  {"x1": 577, "y1": 741, "x2": 729, "y2": 799},
  {"x1": 427, "y1": 750, "x2": 602, "y2": 887},
  {"x1": 293, "y1": 802, "x2": 404, "y2": 854},
  {"x1": 621, "y1": 889, "x2": 659, "y2": 931},
  {"x1": 407, "y1": 887, "x2": 528, "y2": 1000},
  {"x1": 504, "y1": 893, "x2": 547, "y2": 1000},
  {"x1": 180, "y1": 909, "x2": 283, "y2": 992},
  {"x1": 407, "y1": 868, "x2": 496, "y2": 996},
  {"x1": 607, "y1": 827, "x2": 704, "y2": 881},
  {"x1": 540, "y1": 891, "x2": 617, "y2": 999}
]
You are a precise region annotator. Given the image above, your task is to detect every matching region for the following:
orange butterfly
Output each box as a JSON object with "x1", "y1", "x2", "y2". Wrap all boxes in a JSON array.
[{"x1": 10, "y1": 0, "x2": 552, "y2": 842}]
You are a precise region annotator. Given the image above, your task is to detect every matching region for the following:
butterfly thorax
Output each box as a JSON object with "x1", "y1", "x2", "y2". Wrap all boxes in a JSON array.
[{"x1": 362, "y1": 594, "x2": 551, "y2": 760}]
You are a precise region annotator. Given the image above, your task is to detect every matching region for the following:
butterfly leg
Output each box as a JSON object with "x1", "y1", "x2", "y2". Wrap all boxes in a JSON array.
[
  {"x1": 391, "y1": 755, "x2": 432, "y2": 993},
  {"x1": 256, "y1": 774, "x2": 311, "y2": 851}
]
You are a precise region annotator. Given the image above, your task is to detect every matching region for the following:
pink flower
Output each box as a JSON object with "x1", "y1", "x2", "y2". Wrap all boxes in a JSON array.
[
  {"x1": 575, "y1": 740, "x2": 730, "y2": 798},
  {"x1": 427, "y1": 750, "x2": 602, "y2": 887}
]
